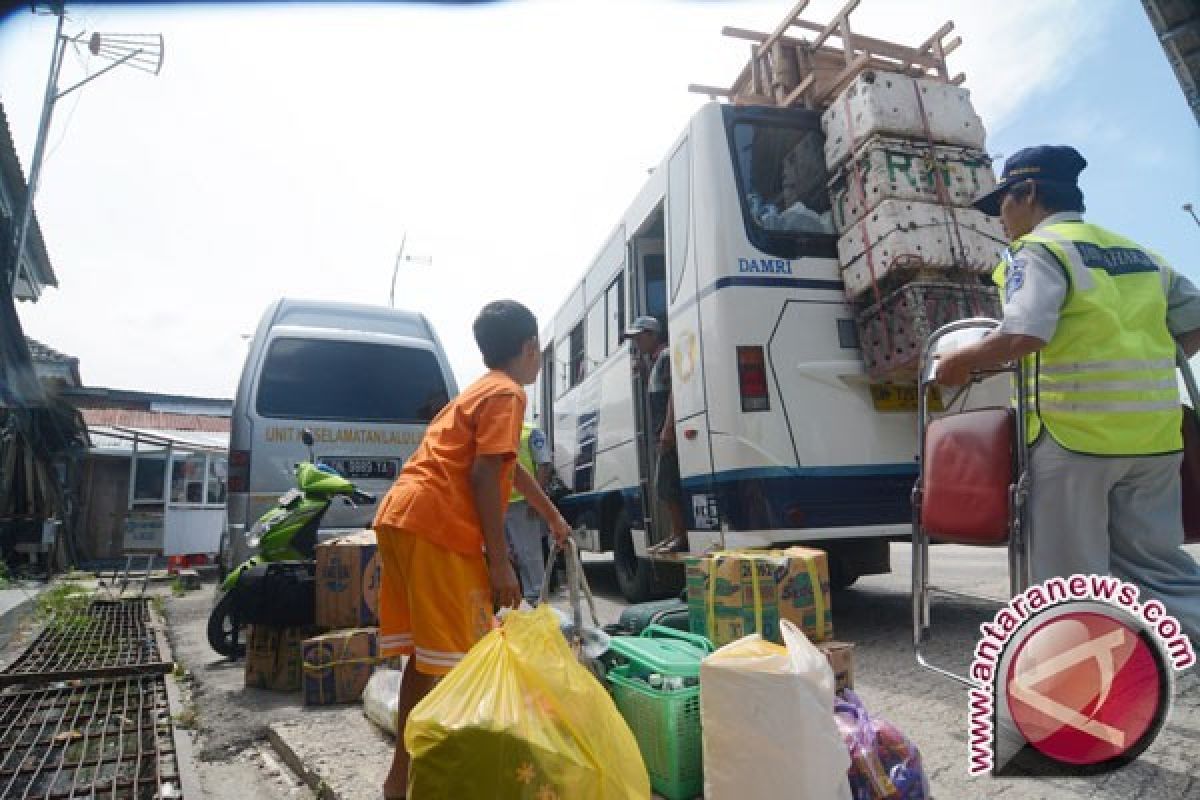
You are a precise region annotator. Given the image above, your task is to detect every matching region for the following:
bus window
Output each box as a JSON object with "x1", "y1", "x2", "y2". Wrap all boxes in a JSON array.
[
  {"x1": 605, "y1": 273, "x2": 625, "y2": 356},
  {"x1": 555, "y1": 336, "x2": 571, "y2": 398},
  {"x1": 728, "y1": 113, "x2": 837, "y2": 260},
  {"x1": 569, "y1": 322, "x2": 586, "y2": 386},
  {"x1": 643, "y1": 254, "x2": 666, "y2": 321},
  {"x1": 586, "y1": 300, "x2": 605, "y2": 370}
]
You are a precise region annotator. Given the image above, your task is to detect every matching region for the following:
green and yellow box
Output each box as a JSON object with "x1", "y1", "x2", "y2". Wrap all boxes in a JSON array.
[{"x1": 685, "y1": 547, "x2": 832, "y2": 648}]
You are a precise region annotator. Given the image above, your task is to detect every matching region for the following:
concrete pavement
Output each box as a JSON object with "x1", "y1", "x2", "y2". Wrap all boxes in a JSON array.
[{"x1": 164, "y1": 544, "x2": 1200, "y2": 799}]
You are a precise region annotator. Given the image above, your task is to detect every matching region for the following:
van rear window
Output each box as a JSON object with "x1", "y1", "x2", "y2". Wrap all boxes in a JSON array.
[{"x1": 256, "y1": 338, "x2": 449, "y2": 423}]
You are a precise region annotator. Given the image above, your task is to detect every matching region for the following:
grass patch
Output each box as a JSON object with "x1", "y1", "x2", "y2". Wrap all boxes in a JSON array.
[
  {"x1": 35, "y1": 582, "x2": 92, "y2": 625},
  {"x1": 0, "y1": 561, "x2": 10, "y2": 589},
  {"x1": 173, "y1": 703, "x2": 199, "y2": 730},
  {"x1": 170, "y1": 578, "x2": 186, "y2": 597}
]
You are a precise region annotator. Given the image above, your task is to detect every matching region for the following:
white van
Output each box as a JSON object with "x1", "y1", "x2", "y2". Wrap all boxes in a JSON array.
[{"x1": 220, "y1": 298, "x2": 457, "y2": 574}]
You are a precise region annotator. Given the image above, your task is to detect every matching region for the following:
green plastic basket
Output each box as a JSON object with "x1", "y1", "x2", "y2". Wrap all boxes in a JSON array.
[{"x1": 606, "y1": 627, "x2": 710, "y2": 800}]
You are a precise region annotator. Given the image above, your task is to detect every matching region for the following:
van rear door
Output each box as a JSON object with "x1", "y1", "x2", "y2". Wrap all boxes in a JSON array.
[{"x1": 249, "y1": 328, "x2": 451, "y2": 530}]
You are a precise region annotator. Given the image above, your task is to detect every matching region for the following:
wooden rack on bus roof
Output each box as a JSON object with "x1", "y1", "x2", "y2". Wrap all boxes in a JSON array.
[{"x1": 688, "y1": 0, "x2": 965, "y2": 110}]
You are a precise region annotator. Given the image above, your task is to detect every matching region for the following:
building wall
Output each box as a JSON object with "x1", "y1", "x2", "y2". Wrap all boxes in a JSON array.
[{"x1": 79, "y1": 456, "x2": 130, "y2": 560}]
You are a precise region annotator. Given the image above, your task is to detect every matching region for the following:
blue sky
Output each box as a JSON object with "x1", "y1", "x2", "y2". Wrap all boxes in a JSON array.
[
  {"x1": 0, "y1": 1, "x2": 1197, "y2": 396},
  {"x1": 986, "y1": 2, "x2": 1199, "y2": 273}
]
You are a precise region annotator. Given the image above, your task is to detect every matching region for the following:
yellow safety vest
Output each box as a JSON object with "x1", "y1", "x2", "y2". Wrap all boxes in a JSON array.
[
  {"x1": 510, "y1": 424, "x2": 539, "y2": 503},
  {"x1": 992, "y1": 221, "x2": 1181, "y2": 455}
]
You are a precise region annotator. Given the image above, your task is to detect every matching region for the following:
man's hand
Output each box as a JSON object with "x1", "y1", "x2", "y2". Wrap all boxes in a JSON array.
[
  {"x1": 487, "y1": 558, "x2": 522, "y2": 609},
  {"x1": 933, "y1": 350, "x2": 974, "y2": 387},
  {"x1": 546, "y1": 510, "x2": 571, "y2": 546}
]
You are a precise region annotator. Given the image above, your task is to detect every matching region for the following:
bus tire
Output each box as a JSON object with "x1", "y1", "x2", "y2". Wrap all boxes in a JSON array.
[{"x1": 613, "y1": 508, "x2": 677, "y2": 603}]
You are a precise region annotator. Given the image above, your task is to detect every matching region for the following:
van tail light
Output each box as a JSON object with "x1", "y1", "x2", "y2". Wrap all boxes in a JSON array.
[
  {"x1": 737, "y1": 346, "x2": 770, "y2": 412},
  {"x1": 228, "y1": 449, "x2": 251, "y2": 493}
]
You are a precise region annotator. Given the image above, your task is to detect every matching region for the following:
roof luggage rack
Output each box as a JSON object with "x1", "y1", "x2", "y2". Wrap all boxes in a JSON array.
[{"x1": 688, "y1": 0, "x2": 964, "y2": 110}]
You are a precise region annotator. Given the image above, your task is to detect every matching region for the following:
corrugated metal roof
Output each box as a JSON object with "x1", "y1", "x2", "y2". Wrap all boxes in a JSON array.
[
  {"x1": 0, "y1": 101, "x2": 56, "y2": 292},
  {"x1": 87, "y1": 425, "x2": 228, "y2": 456},
  {"x1": 1144, "y1": 0, "x2": 1200, "y2": 124},
  {"x1": 81, "y1": 408, "x2": 232, "y2": 433}
]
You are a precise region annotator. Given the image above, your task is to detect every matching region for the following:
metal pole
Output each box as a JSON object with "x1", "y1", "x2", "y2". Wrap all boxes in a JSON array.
[
  {"x1": 389, "y1": 231, "x2": 407, "y2": 309},
  {"x1": 8, "y1": 9, "x2": 67, "y2": 299},
  {"x1": 1184, "y1": 203, "x2": 1199, "y2": 230}
]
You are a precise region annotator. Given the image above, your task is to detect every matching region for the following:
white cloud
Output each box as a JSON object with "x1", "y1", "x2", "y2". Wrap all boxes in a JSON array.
[{"x1": 0, "y1": 0, "x2": 1117, "y2": 397}]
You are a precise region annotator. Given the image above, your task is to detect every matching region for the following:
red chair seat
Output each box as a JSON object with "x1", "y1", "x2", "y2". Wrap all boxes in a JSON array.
[
  {"x1": 921, "y1": 408, "x2": 1014, "y2": 545},
  {"x1": 1181, "y1": 406, "x2": 1200, "y2": 544}
]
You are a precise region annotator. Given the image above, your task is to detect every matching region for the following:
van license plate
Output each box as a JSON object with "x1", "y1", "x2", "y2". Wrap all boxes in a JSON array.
[
  {"x1": 319, "y1": 458, "x2": 399, "y2": 481},
  {"x1": 869, "y1": 384, "x2": 943, "y2": 412}
]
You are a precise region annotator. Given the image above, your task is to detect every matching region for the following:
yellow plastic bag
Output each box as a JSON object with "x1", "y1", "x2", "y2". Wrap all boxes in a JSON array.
[{"x1": 405, "y1": 605, "x2": 651, "y2": 799}]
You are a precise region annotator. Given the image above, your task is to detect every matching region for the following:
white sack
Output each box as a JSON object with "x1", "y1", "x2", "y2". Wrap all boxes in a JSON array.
[{"x1": 701, "y1": 620, "x2": 851, "y2": 800}]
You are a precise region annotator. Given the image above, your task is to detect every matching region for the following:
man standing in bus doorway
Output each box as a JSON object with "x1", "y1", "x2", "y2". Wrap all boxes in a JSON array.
[
  {"x1": 934, "y1": 145, "x2": 1200, "y2": 646},
  {"x1": 505, "y1": 422, "x2": 553, "y2": 604},
  {"x1": 627, "y1": 316, "x2": 688, "y2": 553}
]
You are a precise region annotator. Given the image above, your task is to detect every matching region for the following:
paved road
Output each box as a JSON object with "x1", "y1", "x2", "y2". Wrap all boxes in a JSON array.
[
  {"x1": 573, "y1": 542, "x2": 1200, "y2": 799},
  {"x1": 161, "y1": 542, "x2": 1200, "y2": 799}
]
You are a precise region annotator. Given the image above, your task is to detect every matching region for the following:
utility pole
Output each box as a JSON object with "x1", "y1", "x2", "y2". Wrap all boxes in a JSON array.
[
  {"x1": 6, "y1": 5, "x2": 163, "y2": 299},
  {"x1": 389, "y1": 232, "x2": 432, "y2": 308}
]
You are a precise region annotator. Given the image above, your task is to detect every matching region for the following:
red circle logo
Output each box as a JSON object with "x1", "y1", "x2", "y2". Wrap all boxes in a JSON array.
[{"x1": 1005, "y1": 611, "x2": 1167, "y2": 766}]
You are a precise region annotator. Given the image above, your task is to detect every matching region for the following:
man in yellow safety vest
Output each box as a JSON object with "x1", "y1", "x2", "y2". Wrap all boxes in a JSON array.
[
  {"x1": 505, "y1": 423, "x2": 554, "y2": 604},
  {"x1": 936, "y1": 145, "x2": 1200, "y2": 645}
]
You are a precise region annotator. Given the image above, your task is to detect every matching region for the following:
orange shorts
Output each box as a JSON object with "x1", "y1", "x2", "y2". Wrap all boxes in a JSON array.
[{"x1": 376, "y1": 524, "x2": 492, "y2": 676}]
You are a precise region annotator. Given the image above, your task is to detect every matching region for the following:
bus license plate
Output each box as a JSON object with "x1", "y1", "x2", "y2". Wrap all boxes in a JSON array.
[
  {"x1": 869, "y1": 384, "x2": 943, "y2": 412},
  {"x1": 320, "y1": 457, "x2": 399, "y2": 481}
]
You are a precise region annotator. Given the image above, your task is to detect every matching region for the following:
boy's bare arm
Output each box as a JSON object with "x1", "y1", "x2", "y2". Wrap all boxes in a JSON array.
[
  {"x1": 513, "y1": 464, "x2": 570, "y2": 544},
  {"x1": 470, "y1": 454, "x2": 521, "y2": 608}
]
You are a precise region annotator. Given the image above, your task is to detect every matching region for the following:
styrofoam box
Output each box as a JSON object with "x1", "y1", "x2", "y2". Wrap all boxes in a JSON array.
[
  {"x1": 828, "y1": 136, "x2": 996, "y2": 233},
  {"x1": 822, "y1": 71, "x2": 986, "y2": 168},
  {"x1": 837, "y1": 199, "x2": 1005, "y2": 298}
]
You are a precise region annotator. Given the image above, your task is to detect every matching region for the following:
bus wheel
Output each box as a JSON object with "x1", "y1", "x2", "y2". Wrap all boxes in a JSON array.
[{"x1": 613, "y1": 508, "x2": 678, "y2": 603}]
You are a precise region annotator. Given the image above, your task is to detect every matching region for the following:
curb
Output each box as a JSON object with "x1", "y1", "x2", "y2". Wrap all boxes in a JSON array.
[
  {"x1": 267, "y1": 722, "x2": 338, "y2": 800},
  {"x1": 0, "y1": 584, "x2": 43, "y2": 650}
]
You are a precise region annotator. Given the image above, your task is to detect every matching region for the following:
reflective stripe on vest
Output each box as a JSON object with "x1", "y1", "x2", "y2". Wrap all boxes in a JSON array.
[
  {"x1": 510, "y1": 424, "x2": 538, "y2": 503},
  {"x1": 995, "y1": 221, "x2": 1181, "y2": 455}
]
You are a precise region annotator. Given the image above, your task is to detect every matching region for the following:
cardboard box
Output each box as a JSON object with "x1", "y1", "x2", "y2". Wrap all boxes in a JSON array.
[
  {"x1": 686, "y1": 547, "x2": 833, "y2": 648},
  {"x1": 818, "y1": 640, "x2": 855, "y2": 693},
  {"x1": 244, "y1": 625, "x2": 321, "y2": 691},
  {"x1": 316, "y1": 530, "x2": 380, "y2": 629},
  {"x1": 303, "y1": 628, "x2": 385, "y2": 706}
]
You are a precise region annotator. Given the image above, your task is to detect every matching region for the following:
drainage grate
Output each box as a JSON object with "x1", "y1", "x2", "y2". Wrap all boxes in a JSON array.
[
  {"x1": 0, "y1": 599, "x2": 172, "y2": 687},
  {"x1": 0, "y1": 675, "x2": 181, "y2": 799}
]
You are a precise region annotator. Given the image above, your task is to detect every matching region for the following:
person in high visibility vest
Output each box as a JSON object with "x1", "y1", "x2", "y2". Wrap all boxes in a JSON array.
[
  {"x1": 504, "y1": 423, "x2": 554, "y2": 604},
  {"x1": 936, "y1": 145, "x2": 1200, "y2": 645}
]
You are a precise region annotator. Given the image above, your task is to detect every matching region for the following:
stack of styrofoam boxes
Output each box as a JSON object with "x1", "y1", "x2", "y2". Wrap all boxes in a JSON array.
[{"x1": 821, "y1": 70, "x2": 1005, "y2": 381}]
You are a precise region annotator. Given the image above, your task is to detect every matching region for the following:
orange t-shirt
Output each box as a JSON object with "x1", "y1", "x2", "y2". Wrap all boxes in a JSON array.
[{"x1": 373, "y1": 370, "x2": 526, "y2": 555}]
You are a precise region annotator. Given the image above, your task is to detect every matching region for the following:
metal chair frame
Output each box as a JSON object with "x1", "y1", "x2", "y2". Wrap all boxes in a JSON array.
[{"x1": 912, "y1": 318, "x2": 1033, "y2": 686}]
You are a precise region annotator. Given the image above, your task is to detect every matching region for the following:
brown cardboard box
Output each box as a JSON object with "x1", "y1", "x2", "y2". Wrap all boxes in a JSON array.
[
  {"x1": 685, "y1": 547, "x2": 833, "y2": 648},
  {"x1": 302, "y1": 628, "x2": 382, "y2": 706},
  {"x1": 316, "y1": 530, "x2": 380, "y2": 629},
  {"x1": 244, "y1": 625, "x2": 321, "y2": 691},
  {"x1": 818, "y1": 640, "x2": 855, "y2": 693}
]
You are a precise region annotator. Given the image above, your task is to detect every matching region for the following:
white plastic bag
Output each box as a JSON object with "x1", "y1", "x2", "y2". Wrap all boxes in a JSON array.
[
  {"x1": 701, "y1": 619, "x2": 851, "y2": 800},
  {"x1": 362, "y1": 668, "x2": 402, "y2": 736}
]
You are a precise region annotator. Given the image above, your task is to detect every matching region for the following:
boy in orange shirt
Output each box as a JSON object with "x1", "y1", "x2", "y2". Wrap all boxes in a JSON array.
[{"x1": 373, "y1": 299, "x2": 570, "y2": 799}]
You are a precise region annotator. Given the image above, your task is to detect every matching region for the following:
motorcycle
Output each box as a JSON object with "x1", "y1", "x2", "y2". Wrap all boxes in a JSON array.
[{"x1": 208, "y1": 429, "x2": 375, "y2": 658}]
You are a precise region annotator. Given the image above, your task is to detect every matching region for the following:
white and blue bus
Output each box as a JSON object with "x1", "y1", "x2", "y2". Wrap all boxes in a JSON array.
[{"x1": 534, "y1": 102, "x2": 927, "y2": 602}]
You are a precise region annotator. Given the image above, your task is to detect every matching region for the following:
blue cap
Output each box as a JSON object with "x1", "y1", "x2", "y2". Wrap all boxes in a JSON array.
[{"x1": 972, "y1": 145, "x2": 1087, "y2": 216}]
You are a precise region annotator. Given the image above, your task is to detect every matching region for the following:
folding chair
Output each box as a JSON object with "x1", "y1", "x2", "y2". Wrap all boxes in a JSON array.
[{"x1": 912, "y1": 318, "x2": 1033, "y2": 685}]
